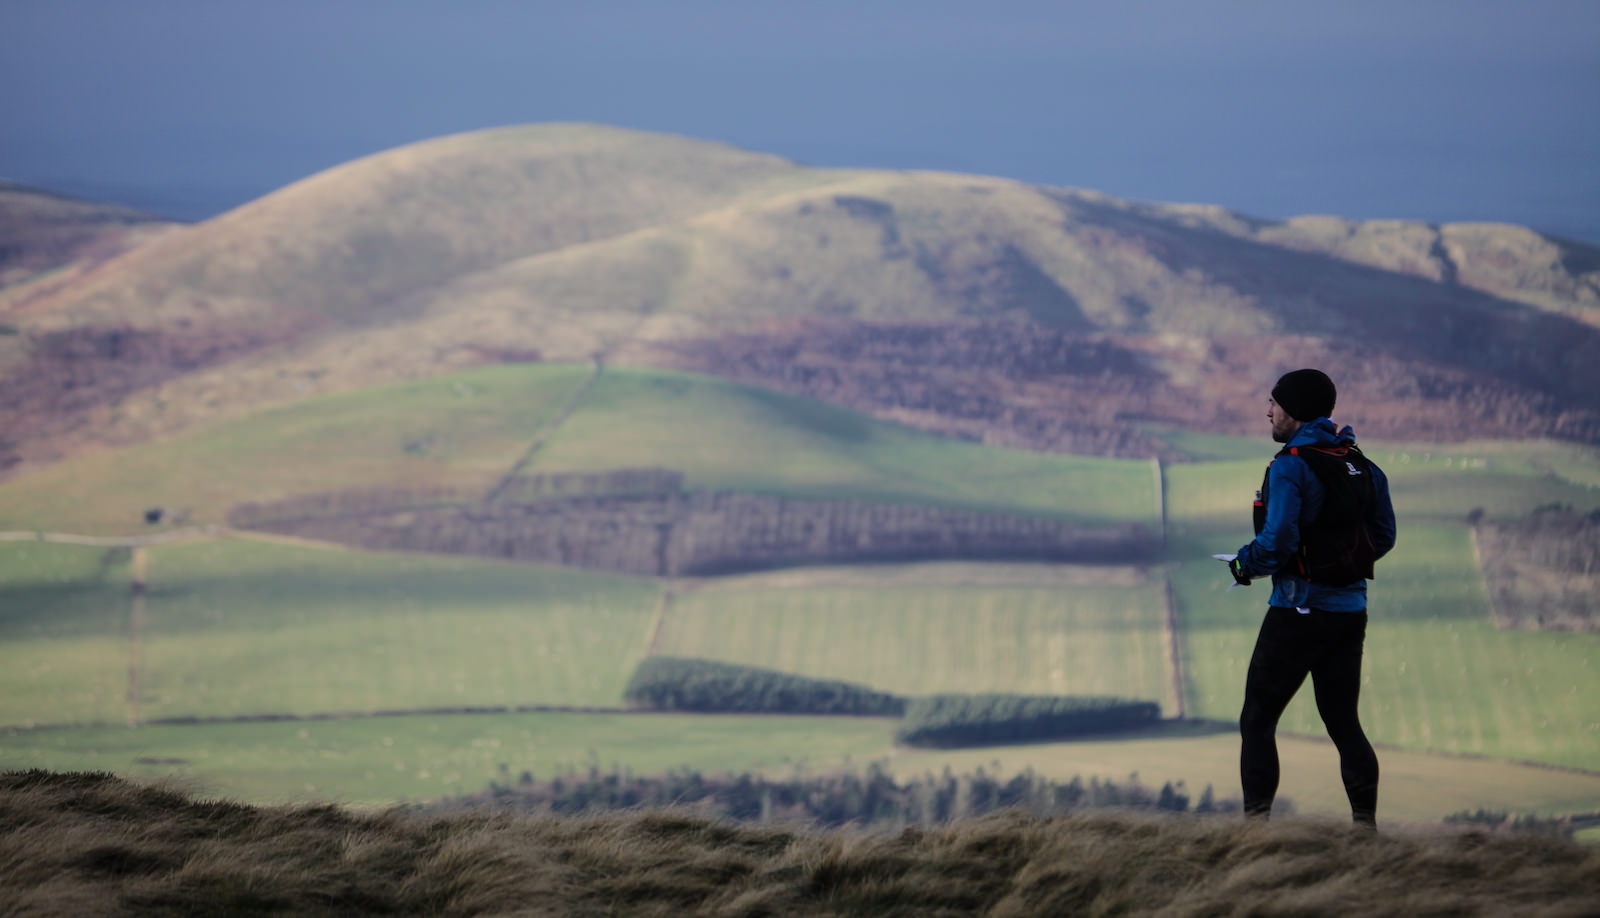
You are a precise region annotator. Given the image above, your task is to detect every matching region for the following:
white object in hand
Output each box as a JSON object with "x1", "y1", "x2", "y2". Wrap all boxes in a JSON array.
[{"x1": 1212, "y1": 553, "x2": 1244, "y2": 591}]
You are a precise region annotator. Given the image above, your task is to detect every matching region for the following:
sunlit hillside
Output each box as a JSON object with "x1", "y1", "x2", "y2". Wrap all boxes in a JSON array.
[{"x1": 5, "y1": 124, "x2": 1600, "y2": 476}]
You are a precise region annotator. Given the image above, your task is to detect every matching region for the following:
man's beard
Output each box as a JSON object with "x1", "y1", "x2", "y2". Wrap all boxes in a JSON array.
[{"x1": 1271, "y1": 424, "x2": 1294, "y2": 443}]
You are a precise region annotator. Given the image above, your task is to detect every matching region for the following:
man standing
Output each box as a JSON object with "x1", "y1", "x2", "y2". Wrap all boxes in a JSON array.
[{"x1": 1225, "y1": 369, "x2": 1397, "y2": 827}]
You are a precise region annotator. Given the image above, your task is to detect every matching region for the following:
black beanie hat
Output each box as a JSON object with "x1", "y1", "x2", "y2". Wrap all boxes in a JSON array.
[{"x1": 1272, "y1": 369, "x2": 1337, "y2": 422}]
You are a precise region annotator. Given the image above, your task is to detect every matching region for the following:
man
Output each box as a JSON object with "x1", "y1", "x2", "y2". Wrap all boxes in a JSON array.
[{"x1": 1225, "y1": 369, "x2": 1397, "y2": 827}]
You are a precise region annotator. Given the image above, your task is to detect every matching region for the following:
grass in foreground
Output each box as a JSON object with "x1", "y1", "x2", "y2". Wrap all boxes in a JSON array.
[
  {"x1": 0, "y1": 713, "x2": 897, "y2": 807},
  {"x1": 4, "y1": 770, "x2": 1597, "y2": 917}
]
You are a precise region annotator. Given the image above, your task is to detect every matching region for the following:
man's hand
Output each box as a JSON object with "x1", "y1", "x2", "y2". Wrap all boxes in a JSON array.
[{"x1": 1227, "y1": 557, "x2": 1253, "y2": 587}]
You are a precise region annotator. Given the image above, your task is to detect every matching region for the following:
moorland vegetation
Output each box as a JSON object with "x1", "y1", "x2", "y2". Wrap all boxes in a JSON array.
[{"x1": 4, "y1": 770, "x2": 1598, "y2": 917}]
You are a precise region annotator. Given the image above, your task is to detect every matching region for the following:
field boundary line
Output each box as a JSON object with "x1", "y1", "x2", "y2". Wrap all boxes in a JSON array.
[
  {"x1": 126, "y1": 547, "x2": 148, "y2": 727},
  {"x1": 484, "y1": 357, "x2": 604, "y2": 502},
  {"x1": 1161, "y1": 571, "x2": 1187, "y2": 720},
  {"x1": 1152, "y1": 457, "x2": 1166, "y2": 544},
  {"x1": 0, "y1": 705, "x2": 909, "y2": 733},
  {"x1": 0, "y1": 526, "x2": 219, "y2": 547},
  {"x1": 223, "y1": 528, "x2": 353, "y2": 552},
  {"x1": 1466, "y1": 525, "x2": 1506, "y2": 629},
  {"x1": 646, "y1": 589, "x2": 674, "y2": 656}
]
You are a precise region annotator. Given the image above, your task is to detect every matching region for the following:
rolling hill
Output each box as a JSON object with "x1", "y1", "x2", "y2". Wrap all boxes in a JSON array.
[
  {"x1": 3, "y1": 123, "x2": 1600, "y2": 477},
  {"x1": 0, "y1": 182, "x2": 181, "y2": 297},
  {"x1": 5, "y1": 125, "x2": 1600, "y2": 834}
]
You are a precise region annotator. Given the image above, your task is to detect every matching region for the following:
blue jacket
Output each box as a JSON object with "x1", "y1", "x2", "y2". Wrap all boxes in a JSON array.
[{"x1": 1234, "y1": 418, "x2": 1397, "y2": 612}]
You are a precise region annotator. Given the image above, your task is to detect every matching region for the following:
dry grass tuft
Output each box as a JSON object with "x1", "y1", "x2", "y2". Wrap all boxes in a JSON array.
[{"x1": 3, "y1": 770, "x2": 1597, "y2": 916}]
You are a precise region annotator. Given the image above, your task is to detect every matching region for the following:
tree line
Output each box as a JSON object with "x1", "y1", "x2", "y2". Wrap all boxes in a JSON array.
[
  {"x1": 439, "y1": 761, "x2": 1238, "y2": 827},
  {"x1": 625, "y1": 657, "x2": 906, "y2": 717},
  {"x1": 624, "y1": 657, "x2": 1161, "y2": 748},
  {"x1": 894, "y1": 694, "x2": 1161, "y2": 748},
  {"x1": 1473, "y1": 504, "x2": 1600, "y2": 631}
]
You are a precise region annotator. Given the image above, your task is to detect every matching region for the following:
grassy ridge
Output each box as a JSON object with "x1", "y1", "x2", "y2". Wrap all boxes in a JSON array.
[
  {"x1": 15, "y1": 125, "x2": 1599, "y2": 433},
  {"x1": 24, "y1": 124, "x2": 829, "y2": 329},
  {"x1": 0, "y1": 364, "x2": 1158, "y2": 534},
  {"x1": 526, "y1": 369, "x2": 1156, "y2": 524},
  {"x1": 5, "y1": 771, "x2": 1598, "y2": 917},
  {"x1": 0, "y1": 363, "x2": 595, "y2": 533}
]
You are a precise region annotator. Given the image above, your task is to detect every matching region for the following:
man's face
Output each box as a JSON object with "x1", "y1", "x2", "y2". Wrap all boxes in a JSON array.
[{"x1": 1268, "y1": 397, "x2": 1301, "y2": 443}]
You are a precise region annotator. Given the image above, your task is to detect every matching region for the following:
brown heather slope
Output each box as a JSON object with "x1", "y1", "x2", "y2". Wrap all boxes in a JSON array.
[
  {"x1": 4, "y1": 770, "x2": 1599, "y2": 917},
  {"x1": 0, "y1": 182, "x2": 181, "y2": 296},
  {"x1": 5, "y1": 124, "x2": 1600, "y2": 475}
]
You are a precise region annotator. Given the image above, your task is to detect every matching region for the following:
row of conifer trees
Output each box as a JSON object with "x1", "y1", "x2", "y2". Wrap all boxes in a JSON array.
[
  {"x1": 623, "y1": 657, "x2": 1161, "y2": 748},
  {"x1": 450, "y1": 761, "x2": 1234, "y2": 826}
]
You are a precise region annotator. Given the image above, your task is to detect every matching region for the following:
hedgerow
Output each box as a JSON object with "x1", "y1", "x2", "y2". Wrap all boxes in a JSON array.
[
  {"x1": 623, "y1": 657, "x2": 906, "y2": 716},
  {"x1": 894, "y1": 693, "x2": 1160, "y2": 748}
]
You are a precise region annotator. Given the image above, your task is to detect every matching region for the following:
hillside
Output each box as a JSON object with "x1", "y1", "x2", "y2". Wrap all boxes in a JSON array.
[
  {"x1": 4, "y1": 124, "x2": 1600, "y2": 476},
  {"x1": 0, "y1": 182, "x2": 181, "y2": 296},
  {"x1": 0, "y1": 364, "x2": 1157, "y2": 535},
  {"x1": 4, "y1": 771, "x2": 1597, "y2": 917}
]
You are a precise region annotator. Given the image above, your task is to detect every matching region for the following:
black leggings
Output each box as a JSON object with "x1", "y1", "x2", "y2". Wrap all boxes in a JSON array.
[{"x1": 1240, "y1": 606, "x2": 1379, "y2": 824}]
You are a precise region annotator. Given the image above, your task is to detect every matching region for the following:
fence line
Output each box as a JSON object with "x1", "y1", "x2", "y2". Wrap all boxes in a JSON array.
[{"x1": 0, "y1": 525, "x2": 220, "y2": 547}]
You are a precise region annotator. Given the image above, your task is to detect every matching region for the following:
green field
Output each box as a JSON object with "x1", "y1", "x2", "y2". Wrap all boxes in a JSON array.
[
  {"x1": 4, "y1": 372, "x2": 1599, "y2": 819},
  {"x1": 0, "y1": 541, "x2": 134, "y2": 726},
  {"x1": 1, "y1": 539, "x2": 660, "y2": 726},
  {"x1": 525, "y1": 369, "x2": 1157, "y2": 525},
  {"x1": 0, "y1": 364, "x2": 1157, "y2": 535},
  {"x1": 0, "y1": 712, "x2": 896, "y2": 807},
  {"x1": 7, "y1": 714, "x2": 1598, "y2": 824},
  {"x1": 655, "y1": 571, "x2": 1173, "y2": 712}
]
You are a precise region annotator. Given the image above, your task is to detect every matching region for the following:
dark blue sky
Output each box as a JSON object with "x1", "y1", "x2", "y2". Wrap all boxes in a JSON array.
[{"x1": 4, "y1": 0, "x2": 1597, "y2": 242}]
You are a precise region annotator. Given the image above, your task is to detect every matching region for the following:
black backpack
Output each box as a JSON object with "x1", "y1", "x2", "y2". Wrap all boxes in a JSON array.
[{"x1": 1254, "y1": 443, "x2": 1380, "y2": 587}]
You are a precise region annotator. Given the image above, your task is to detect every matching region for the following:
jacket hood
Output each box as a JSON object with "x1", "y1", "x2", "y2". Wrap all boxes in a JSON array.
[{"x1": 1288, "y1": 417, "x2": 1357, "y2": 449}]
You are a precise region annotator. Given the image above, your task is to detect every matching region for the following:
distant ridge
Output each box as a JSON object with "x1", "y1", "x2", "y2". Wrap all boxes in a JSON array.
[
  {"x1": 3, "y1": 123, "x2": 1600, "y2": 476},
  {"x1": 0, "y1": 181, "x2": 181, "y2": 302}
]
